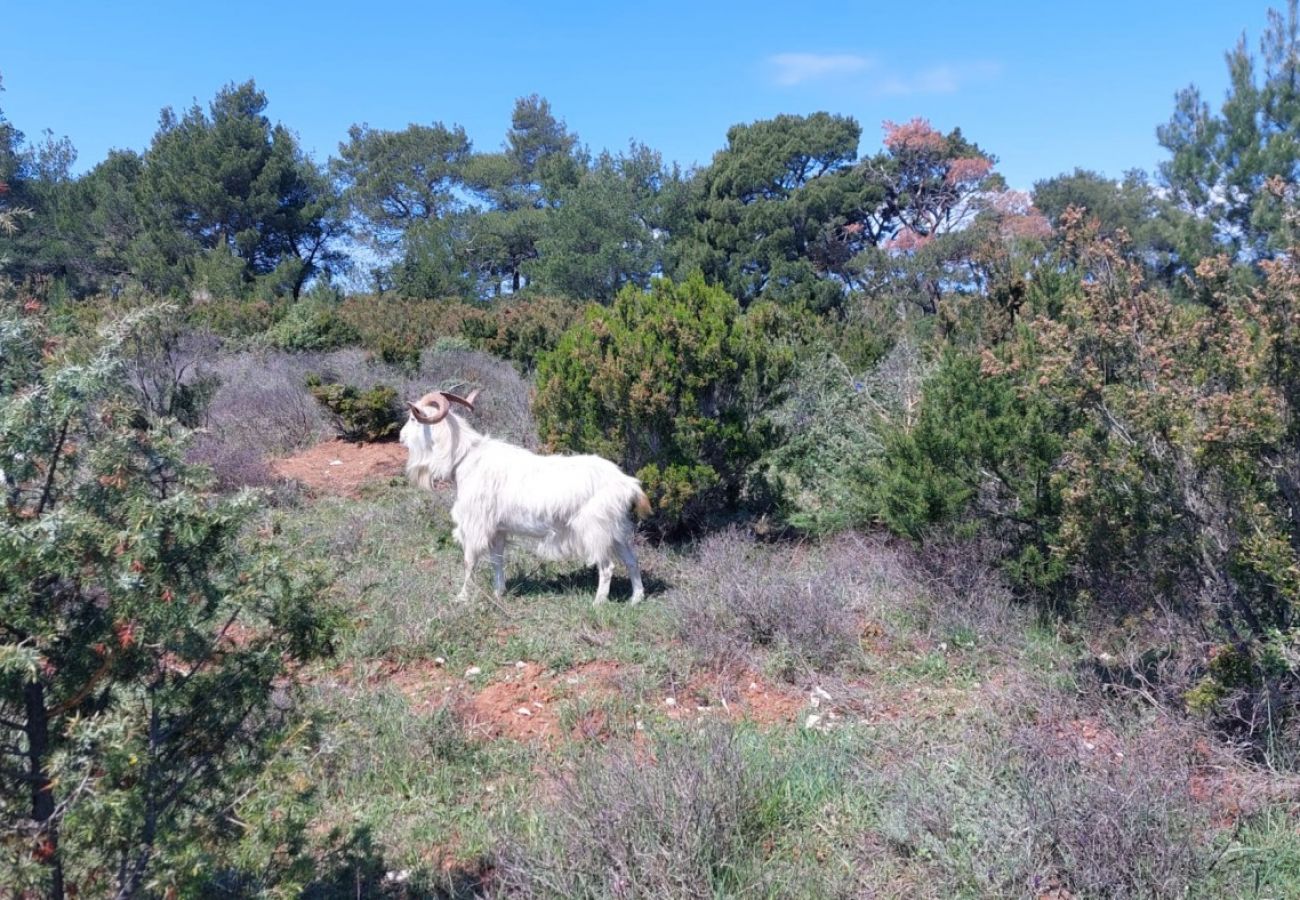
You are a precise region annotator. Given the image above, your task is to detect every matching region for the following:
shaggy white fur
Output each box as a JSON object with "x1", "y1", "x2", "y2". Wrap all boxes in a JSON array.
[{"x1": 400, "y1": 406, "x2": 648, "y2": 605}]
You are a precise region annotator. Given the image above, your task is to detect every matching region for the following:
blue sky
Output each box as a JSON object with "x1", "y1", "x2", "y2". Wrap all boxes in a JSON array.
[{"x1": 0, "y1": 2, "x2": 1269, "y2": 189}]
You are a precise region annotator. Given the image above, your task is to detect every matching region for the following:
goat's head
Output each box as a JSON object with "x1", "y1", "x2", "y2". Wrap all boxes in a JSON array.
[
  {"x1": 400, "y1": 389, "x2": 480, "y2": 487},
  {"x1": 405, "y1": 388, "x2": 479, "y2": 426}
]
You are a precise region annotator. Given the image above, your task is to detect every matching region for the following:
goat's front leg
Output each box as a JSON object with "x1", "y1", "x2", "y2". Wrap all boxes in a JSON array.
[
  {"x1": 489, "y1": 532, "x2": 507, "y2": 598},
  {"x1": 458, "y1": 544, "x2": 483, "y2": 603},
  {"x1": 593, "y1": 560, "x2": 614, "y2": 606}
]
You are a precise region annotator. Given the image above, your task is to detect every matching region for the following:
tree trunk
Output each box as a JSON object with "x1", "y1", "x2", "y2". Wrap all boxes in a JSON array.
[{"x1": 25, "y1": 679, "x2": 64, "y2": 900}]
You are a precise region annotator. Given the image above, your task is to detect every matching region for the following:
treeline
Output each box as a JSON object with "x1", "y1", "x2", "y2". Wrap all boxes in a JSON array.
[{"x1": 0, "y1": 78, "x2": 1055, "y2": 312}]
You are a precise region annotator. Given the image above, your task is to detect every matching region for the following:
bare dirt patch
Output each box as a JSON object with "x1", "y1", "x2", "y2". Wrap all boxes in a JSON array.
[
  {"x1": 458, "y1": 660, "x2": 628, "y2": 744},
  {"x1": 269, "y1": 438, "x2": 408, "y2": 496}
]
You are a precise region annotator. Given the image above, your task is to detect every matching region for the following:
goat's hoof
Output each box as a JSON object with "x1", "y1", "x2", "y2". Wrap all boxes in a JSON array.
[
  {"x1": 592, "y1": 597, "x2": 608, "y2": 607},
  {"x1": 630, "y1": 595, "x2": 645, "y2": 606}
]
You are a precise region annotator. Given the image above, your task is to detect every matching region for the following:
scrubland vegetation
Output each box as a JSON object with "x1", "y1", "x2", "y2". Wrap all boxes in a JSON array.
[{"x1": 8, "y1": 5, "x2": 1300, "y2": 897}]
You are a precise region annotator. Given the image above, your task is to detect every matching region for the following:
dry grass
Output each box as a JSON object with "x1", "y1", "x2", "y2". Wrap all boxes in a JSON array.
[
  {"x1": 494, "y1": 726, "x2": 774, "y2": 899},
  {"x1": 669, "y1": 529, "x2": 865, "y2": 673}
]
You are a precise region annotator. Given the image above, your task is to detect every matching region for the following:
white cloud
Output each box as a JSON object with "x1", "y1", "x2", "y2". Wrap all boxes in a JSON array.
[
  {"x1": 768, "y1": 52, "x2": 873, "y2": 87},
  {"x1": 874, "y1": 62, "x2": 1001, "y2": 96}
]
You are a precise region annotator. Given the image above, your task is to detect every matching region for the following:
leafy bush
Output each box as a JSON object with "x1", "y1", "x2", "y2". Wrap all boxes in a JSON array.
[
  {"x1": 535, "y1": 273, "x2": 796, "y2": 534},
  {"x1": 186, "y1": 295, "x2": 284, "y2": 339},
  {"x1": 872, "y1": 214, "x2": 1300, "y2": 754},
  {"x1": 266, "y1": 293, "x2": 359, "y2": 352},
  {"x1": 338, "y1": 295, "x2": 465, "y2": 369},
  {"x1": 459, "y1": 294, "x2": 582, "y2": 371},
  {"x1": 338, "y1": 293, "x2": 582, "y2": 372},
  {"x1": 765, "y1": 340, "x2": 929, "y2": 534},
  {"x1": 0, "y1": 299, "x2": 336, "y2": 896},
  {"x1": 305, "y1": 374, "x2": 399, "y2": 443},
  {"x1": 873, "y1": 348, "x2": 1068, "y2": 588}
]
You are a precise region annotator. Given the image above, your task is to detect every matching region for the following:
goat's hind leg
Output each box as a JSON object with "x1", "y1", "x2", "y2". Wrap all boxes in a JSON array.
[
  {"x1": 616, "y1": 540, "x2": 645, "y2": 605},
  {"x1": 593, "y1": 559, "x2": 614, "y2": 606}
]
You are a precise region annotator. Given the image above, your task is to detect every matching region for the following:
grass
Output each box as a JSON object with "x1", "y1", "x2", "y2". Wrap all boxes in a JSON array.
[{"x1": 194, "y1": 462, "x2": 1300, "y2": 898}]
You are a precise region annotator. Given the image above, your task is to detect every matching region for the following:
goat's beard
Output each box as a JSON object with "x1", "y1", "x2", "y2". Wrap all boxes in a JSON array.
[
  {"x1": 401, "y1": 418, "x2": 455, "y2": 488},
  {"x1": 405, "y1": 459, "x2": 443, "y2": 492}
]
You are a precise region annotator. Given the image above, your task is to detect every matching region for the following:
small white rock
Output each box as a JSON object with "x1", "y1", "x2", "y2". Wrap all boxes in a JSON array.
[
  {"x1": 532, "y1": 700, "x2": 544, "y2": 708},
  {"x1": 515, "y1": 660, "x2": 526, "y2": 669},
  {"x1": 804, "y1": 713, "x2": 823, "y2": 730},
  {"x1": 812, "y1": 685, "x2": 833, "y2": 701},
  {"x1": 517, "y1": 707, "x2": 533, "y2": 717},
  {"x1": 464, "y1": 666, "x2": 482, "y2": 678},
  {"x1": 635, "y1": 720, "x2": 645, "y2": 731},
  {"x1": 664, "y1": 697, "x2": 677, "y2": 707},
  {"x1": 329, "y1": 459, "x2": 343, "y2": 467},
  {"x1": 434, "y1": 657, "x2": 446, "y2": 667},
  {"x1": 749, "y1": 681, "x2": 759, "y2": 691},
  {"x1": 384, "y1": 869, "x2": 411, "y2": 884},
  {"x1": 809, "y1": 695, "x2": 821, "y2": 708}
]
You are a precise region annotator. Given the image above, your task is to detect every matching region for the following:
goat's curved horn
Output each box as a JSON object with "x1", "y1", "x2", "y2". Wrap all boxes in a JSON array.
[
  {"x1": 443, "y1": 389, "x2": 479, "y2": 411},
  {"x1": 408, "y1": 392, "x2": 450, "y2": 424}
]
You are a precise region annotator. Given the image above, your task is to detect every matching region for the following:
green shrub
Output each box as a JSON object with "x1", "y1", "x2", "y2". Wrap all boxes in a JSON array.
[
  {"x1": 461, "y1": 295, "x2": 582, "y2": 371},
  {"x1": 188, "y1": 296, "x2": 282, "y2": 338},
  {"x1": 0, "y1": 299, "x2": 335, "y2": 896},
  {"x1": 266, "y1": 295, "x2": 359, "y2": 352},
  {"x1": 763, "y1": 342, "x2": 922, "y2": 534},
  {"x1": 338, "y1": 295, "x2": 465, "y2": 369},
  {"x1": 873, "y1": 350, "x2": 1065, "y2": 581},
  {"x1": 534, "y1": 273, "x2": 796, "y2": 534},
  {"x1": 305, "y1": 374, "x2": 399, "y2": 443}
]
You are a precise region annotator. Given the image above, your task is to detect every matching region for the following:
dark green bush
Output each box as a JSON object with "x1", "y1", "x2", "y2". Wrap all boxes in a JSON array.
[
  {"x1": 338, "y1": 295, "x2": 465, "y2": 369},
  {"x1": 0, "y1": 299, "x2": 336, "y2": 895},
  {"x1": 534, "y1": 273, "x2": 796, "y2": 534},
  {"x1": 267, "y1": 295, "x2": 359, "y2": 352},
  {"x1": 187, "y1": 297, "x2": 283, "y2": 339},
  {"x1": 305, "y1": 374, "x2": 399, "y2": 443},
  {"x1": 338, "y1": 294, "x2": 582, "y2": 373},
  {"x1": 873, "y1": 350, "x2": 1065, "y2": 583},
  {"x1": 460, "y1": 295, "x2": 582, "y2": 371}
]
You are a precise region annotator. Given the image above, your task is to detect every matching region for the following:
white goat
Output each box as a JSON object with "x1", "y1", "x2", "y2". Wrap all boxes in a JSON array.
[{"x1": 400, "y1": 389, "x2": 649, "y2": 605}]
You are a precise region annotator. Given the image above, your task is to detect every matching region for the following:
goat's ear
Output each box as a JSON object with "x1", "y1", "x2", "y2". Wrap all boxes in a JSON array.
[{"x1": 465, "y1": 388, "x2": 481, "y2": 408}]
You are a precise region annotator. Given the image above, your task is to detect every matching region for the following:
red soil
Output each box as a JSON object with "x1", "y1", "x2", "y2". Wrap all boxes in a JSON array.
[
  {"x1": 333, "y1": 659, "x2": 630, "y2": 746},
  {"x1": 269, "y1": 438, "x2": 408, "y2": 496}
]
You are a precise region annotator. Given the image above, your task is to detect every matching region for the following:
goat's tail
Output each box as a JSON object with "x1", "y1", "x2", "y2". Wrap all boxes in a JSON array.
[{"x1": 633, "y1": 487, "x2": 652, "y2": 520}]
